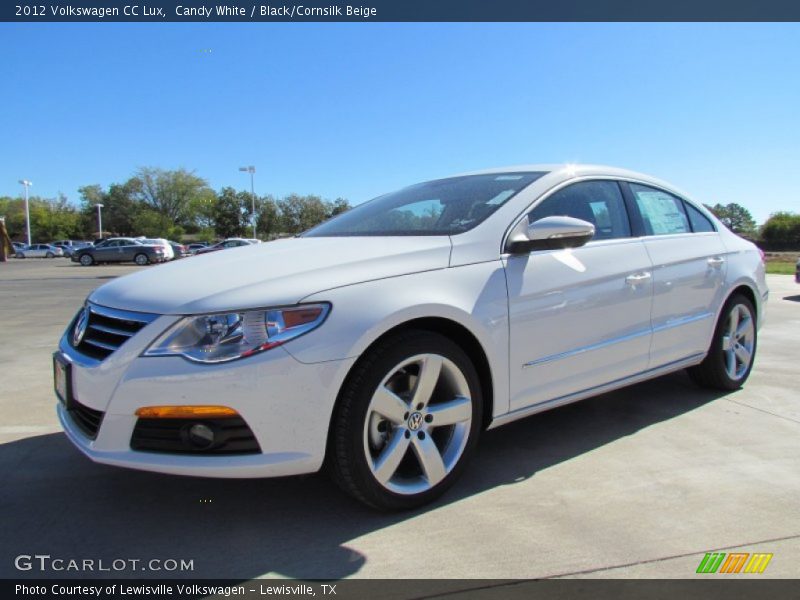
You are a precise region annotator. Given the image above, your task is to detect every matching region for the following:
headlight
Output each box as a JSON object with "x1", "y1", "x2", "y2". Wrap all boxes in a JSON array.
[{"x1": 144, "y1": 303, "x2": 330, "y2": 364}]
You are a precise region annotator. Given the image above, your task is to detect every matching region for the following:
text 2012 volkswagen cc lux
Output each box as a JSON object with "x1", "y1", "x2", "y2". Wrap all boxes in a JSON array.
[{"x1": 54, "y1": 165, "x2": 768, "y2": 509}]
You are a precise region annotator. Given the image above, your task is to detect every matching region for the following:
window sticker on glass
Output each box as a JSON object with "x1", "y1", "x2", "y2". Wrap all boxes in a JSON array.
[{"x1": 636, "y1": 191, "x2": 689, "y2": 234}]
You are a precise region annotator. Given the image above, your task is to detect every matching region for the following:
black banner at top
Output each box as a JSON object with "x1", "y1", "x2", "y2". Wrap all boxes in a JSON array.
[{"x1": 5, "y1": 0, "x2": 800, "y2": 22}]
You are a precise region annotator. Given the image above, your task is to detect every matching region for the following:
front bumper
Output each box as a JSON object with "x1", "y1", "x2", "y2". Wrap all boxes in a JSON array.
[{"x1": 56, "y1": 313, "x2": 355, "y2": 478}]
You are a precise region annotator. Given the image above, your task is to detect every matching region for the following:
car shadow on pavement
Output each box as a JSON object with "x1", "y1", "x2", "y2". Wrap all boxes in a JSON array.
[{"x1": 0, "y1": 371, "x2": 726, "y2": 580}]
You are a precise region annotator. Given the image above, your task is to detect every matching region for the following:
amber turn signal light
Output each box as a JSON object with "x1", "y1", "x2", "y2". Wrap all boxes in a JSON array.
[{"x1": 135, "y1": 405, "x2": 239, "y2": 419}]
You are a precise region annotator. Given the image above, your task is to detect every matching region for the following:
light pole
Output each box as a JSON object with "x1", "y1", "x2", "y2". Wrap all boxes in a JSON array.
[
  {"x1": 95, "y1": 204, "x2": 104, "y2": 240},
  {"x1": 18, "y1": 180, "x2": 32, "y2": 246},
  {"x1": 238, "y1": 165, "x2": 257, "y2": 238}
]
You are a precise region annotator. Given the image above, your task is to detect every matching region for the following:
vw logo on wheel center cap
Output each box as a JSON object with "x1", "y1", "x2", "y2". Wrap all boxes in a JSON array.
[
  {"x1": 73, "y1": 308, "x2": 89, "y2": 346},
  {"x1": 407, "y1": 411, "x2": 424, "y2": 431}
]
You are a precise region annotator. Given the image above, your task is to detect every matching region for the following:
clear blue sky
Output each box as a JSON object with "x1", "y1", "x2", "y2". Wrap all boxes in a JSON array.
[{"x1": 1, "y1": 23, "x2": 798, "y2": 223}]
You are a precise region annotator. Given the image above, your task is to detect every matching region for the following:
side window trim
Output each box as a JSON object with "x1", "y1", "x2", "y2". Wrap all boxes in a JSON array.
[{"x1": 618, "y1": 181, "x2": 648, "y2": 237}]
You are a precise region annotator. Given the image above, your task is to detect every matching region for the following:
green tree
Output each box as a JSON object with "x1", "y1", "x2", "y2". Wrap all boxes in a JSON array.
[
  {"x1": 214, "y1": 187, "x2": 247, "y2": 238},
  {"x1": 255, "y1": 195, "x2": 280, "y2": 239},
  {"x1": 279, "y1": 194, "x2": 329, "y2": 234},
  {"x1": 705, "y1": 203, "x2": 757, "y2": 235},
  {"x1": 760, "y1": 212, "x2": 800, "y2": 248},
  {"x1": 131, "y1": 167, "x2": 212, "y2": 224},
  {"x1": 79, "y1": 182, "x2": 143, "y2": 238},
  {"x1": 0, "y1": 195, "x2": 82, "y2": 241},
  {"x1": 327, "y1": 197, "x2": 351, "y2": 218}
]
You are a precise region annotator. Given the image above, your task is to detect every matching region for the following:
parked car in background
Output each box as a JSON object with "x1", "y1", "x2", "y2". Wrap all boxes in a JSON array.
[
  {"x1": 72, "y1": 237, "x2": 165, "y2": 266},
  {"x1": 15, "y1": 244, "x2": 64, "y2": 258},
  {"x1": 53, "y1": 164, "x2": 767, "y2": 510},
  {"x1": 53, "y1": 244, "x2": 74, "y2": 257},
  {"x1": 137, "y1": 238, "x2": 175, "y2": 261},
  {"x1": 169, "y1": 241, "x2": 189, "y2": 259},
  {"x1": 194, "y1": 238, "x2": 257, "y2": 255},
  {"x1": 795, "y1": 258, "x2": 799, "y2": 283},
  {"x1": 187, "y1": 242, "x2": 209, "y2": 254}
]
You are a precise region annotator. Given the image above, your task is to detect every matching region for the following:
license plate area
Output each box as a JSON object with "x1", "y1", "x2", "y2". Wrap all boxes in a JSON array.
[{"x1": 53, "y1": 353, "x2": 73, "y2": 408}]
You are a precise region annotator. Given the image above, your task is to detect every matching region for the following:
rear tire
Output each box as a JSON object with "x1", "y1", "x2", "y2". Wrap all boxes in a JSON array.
[
  {"x1": 134, "y1": 253, "x2": 150, "y2": 266},
  {"x1": 328, "y1": 330, "x2": 482, "y2": 510},
  {"x1": 688, "y1": 293, "x2": 757, "y2": 390},
  {"x1": 79, "y1": 254, "x2": 94, "y2": 266},
  {"x1": 46, "y1": 251, "x2": 54, "y2": 258}
]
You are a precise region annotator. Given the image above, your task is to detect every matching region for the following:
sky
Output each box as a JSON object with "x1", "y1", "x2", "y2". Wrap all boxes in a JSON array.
[{"x1": 1, "y1": 22, "x2": 799, "y2": 224}]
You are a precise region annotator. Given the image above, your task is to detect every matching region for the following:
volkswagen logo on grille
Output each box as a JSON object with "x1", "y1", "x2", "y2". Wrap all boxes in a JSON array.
[
  {"x1": 407, "y1": 411, "x2": 424, "y2": 431},
  {"x1": 73, "y1": 308, "x2": 89, "y2": 346}
]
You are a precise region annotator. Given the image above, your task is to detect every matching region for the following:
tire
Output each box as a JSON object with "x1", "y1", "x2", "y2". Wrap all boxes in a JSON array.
[
  {"x1": 134, "y1": 253, "x2": 150, "y2": 266},
  {"x1": 328, "y1": 329, "x2": 483, "y2": 510},
  {"x1": 16, "y1": 253, "x2": 25, "y2": 259},
  {"x1": 688, "y1": 294, "x2": 757, "y2": 390},
  {"x1": 79, "y1": 254, "x2": 94, "y2": 266},
  {"x1": 46, "y1": 252, "x2": 54, "y2": 258}
]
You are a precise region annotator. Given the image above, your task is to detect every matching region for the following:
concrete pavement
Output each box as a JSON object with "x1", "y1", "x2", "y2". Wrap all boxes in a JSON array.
[{"x1": 0, "y1": 260, "x2": 797, "y2": 579}]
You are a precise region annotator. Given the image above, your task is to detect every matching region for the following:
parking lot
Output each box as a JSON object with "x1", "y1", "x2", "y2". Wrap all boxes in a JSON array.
[{"x1": 0, "y1": 259, "x2": 798, "y2": 579}]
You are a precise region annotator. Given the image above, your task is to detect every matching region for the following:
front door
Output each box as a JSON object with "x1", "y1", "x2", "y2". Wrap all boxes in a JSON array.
[{"x1": 505, "y1": 180, "x2": 654, "y2": 411}]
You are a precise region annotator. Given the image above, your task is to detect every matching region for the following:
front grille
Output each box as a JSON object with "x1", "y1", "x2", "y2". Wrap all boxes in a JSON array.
[
  {"x1": 68, "y1": 399, "x2": 105, "y2": 439},
  {"x1": 131, "y1": 417, "x2": 261, "y2": 455},
  {"x1": 71, "y1": 303, "x2": 157, "y2": 361}
]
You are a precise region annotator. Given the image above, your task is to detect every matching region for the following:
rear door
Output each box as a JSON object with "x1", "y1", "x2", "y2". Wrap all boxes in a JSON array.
[
  {"x1": 623, "y1": 182, "x2": 727, "y2": 367},
  {"x1": 505, "y1": 179, "x2": 655, "y2": 410}
]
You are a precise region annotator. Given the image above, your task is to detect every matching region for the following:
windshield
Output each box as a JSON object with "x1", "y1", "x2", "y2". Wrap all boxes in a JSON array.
[{"x1": 304, "y1": 172, "x2": 545, "y2": 237}]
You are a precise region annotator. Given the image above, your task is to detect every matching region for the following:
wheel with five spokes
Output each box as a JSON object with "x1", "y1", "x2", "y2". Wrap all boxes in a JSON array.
[
  {"x1": 688, "y1": 293, "x2": 757, "y2": 390},
  {"x1": 328, "y1": 330, "x2": 482, "y2": 510}
]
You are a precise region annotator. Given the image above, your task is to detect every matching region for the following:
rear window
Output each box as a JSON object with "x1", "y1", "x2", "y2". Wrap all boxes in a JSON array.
[{"x1": 629, "y1": 184, "x2": 691, "y2": 235}]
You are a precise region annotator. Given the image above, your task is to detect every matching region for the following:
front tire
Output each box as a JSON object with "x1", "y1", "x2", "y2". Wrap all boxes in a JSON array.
[
  {"x1": 134, "y1": 253, "x2": 150, "y2": 266},
  {"x1": 328, "y1": 330, "x2": 482, "y2": 510},
  {"x1": 79, "y1": 254, "x2": 94, "y2": 266},
  {"x1": 688, "y1": 294, "x2": 757, "y2": 390},
  {"x1": 46, "y1": 251, "x2": 54, "y2": 258}
]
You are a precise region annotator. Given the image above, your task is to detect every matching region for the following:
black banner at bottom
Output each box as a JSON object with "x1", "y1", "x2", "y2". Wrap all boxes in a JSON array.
[{"x1": 5, "y1": 579, "x2": 800, "y2": 600}]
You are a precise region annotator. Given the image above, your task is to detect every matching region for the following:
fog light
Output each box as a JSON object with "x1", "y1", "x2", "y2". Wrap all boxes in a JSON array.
[{"x1": 187, "y1": 423, "x2": 215, "y2": 449}]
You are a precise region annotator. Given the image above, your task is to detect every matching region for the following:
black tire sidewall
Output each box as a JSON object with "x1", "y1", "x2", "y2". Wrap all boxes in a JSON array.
[
  {"x1": 706, "y1": 294, "x2": 758, "y2": 389},
  {"x1": 331, "y1": 330, "x2": 483, "y2": 510}
]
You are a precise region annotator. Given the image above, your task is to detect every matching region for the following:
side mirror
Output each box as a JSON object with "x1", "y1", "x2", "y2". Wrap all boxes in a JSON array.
[{"x1": 506, "y1": 216, "x2": 595, "y2": 254}]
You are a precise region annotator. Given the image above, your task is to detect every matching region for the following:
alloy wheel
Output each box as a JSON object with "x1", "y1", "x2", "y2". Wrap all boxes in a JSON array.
[
  {"x1": 362, "y1": 353, "x2": 472, "y2": 495},
  {"x1": 721, "y1": 303, "x2": 755, "y2": 381}
]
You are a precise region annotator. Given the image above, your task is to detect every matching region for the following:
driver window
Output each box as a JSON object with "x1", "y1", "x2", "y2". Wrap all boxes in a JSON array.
[{"x1": 528, "y1": 180, "x2": 631, "y2": 240}]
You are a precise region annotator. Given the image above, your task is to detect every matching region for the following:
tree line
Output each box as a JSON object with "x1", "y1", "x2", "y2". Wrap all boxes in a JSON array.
[
  {"x1": 1, "y1": 169, "x2": 799, "y2": 248},
  {"x1": 703, "y1": 203, "x2": 800, "y2": 250},
  {"x1": 0, "y1": 167, "x2": 351, "y2": 243}
]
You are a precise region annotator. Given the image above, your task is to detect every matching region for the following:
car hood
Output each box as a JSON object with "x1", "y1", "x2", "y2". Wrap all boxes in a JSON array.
[{"x1": 89, "y1": 236, "x2": 452, "y2": 315}]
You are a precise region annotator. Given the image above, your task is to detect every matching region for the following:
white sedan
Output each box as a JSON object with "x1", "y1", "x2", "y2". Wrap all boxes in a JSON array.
[
  {"x1": 16, "y1": 244, "x2": 64, "y2": 258},
  {"x1": 54, "y1": 164, "x2": 767, "y2": 509}
]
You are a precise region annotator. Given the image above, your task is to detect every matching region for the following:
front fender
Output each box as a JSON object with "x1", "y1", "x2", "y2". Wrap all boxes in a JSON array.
[{"x1": 284, "y1": 262, "x2": 510, "y2": 417}]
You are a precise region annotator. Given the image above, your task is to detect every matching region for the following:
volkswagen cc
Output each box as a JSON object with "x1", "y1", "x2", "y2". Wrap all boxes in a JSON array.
[{"x1": 54, "y1": 164, "x2": 768, "y2": 509}]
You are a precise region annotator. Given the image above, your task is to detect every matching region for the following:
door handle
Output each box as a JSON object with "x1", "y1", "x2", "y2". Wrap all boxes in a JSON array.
[
  {"x1": 625, "y1": 272, "x2": 652, "y2": 285},
  {"x1": 708, "y1": 256, "x2": 725, "y2": 268}
]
